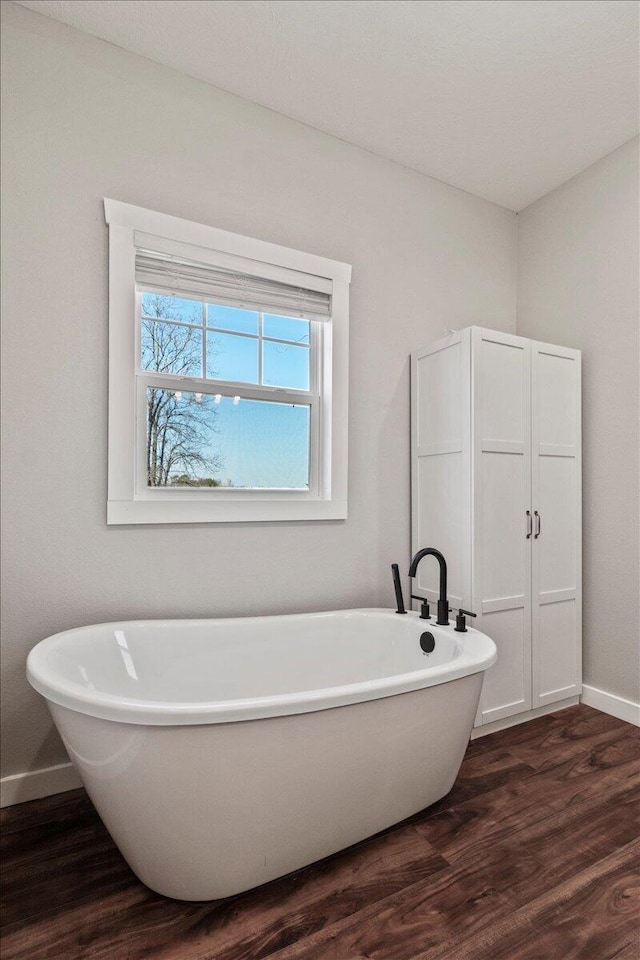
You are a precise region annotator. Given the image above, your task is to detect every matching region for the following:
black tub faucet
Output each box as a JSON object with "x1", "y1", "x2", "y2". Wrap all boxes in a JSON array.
[{"x1": 408, "y1": 548, "x2": 449, "y2": 625}]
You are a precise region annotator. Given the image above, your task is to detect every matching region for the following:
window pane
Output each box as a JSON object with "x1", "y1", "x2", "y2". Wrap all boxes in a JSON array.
[
  {"x1": 146, "y1": 388, "x2": 222, "y2": 487},
  {"x1": 263, "y1": 314, "x2": 310, "y2": 344},
  {"x1": 141, "y1": 292, "x2": 202, "y2": 325},
  {"x1": 216, "y1": 396, "x2": 310, "y2": 488},
  {"x1": 207, "y1": 303, "x2": 258, "y2": 335},
  {"x1": 207, "y1": 331, "x2": 258, "y2": 384},
  {"x1": 146, "y1": 389, "x2": 310, "y2": 489},
  {"x1": 263, "y1": 340, "x2": 310, "y2": 390},
  {"x1": 141, "y1": 320, "x2": 202, "y2": 376}
]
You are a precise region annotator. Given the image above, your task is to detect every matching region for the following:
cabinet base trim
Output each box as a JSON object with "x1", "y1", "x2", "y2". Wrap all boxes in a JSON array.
[
  {"x1": 471, "y1": 697, "x2": 579, "y2": 739},
  {"x1": 581, "y1": 685, "x2": 640, "y2": 727}
]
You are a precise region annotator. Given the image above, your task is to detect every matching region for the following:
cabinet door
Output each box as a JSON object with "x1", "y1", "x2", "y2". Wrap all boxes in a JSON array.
[
  {"x1": 473, "y1": 329, "x2": 532, "y2": 724},
  {"x1": 531, "y1": 342, "x2": 582, "y2": 706},
  {"x1": 411, "y1": 330, "x2": 471, "y2": 612}
]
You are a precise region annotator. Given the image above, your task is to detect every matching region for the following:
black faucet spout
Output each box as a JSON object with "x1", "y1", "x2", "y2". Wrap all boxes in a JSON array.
[{"x1": 408, "y1": 548, "x2": 449, "y2": 625}]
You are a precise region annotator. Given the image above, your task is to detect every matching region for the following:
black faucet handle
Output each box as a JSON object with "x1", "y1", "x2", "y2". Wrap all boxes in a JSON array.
[
  {"x1": 454, "y1": 609, "x2": 477, "y2": 632},
  {"x1": 410, "y1": 595, "x2": 431, "y2": 620}
]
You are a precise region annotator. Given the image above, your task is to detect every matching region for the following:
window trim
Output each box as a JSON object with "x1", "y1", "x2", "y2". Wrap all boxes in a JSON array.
[{"x1": 104, "y1": 199, "x2": 351, "y2": 524}]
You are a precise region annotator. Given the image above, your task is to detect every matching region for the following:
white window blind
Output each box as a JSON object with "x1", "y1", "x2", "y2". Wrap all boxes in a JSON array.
[{"x1": 135, "y1": 249, "x2": 332, "y2": 321}]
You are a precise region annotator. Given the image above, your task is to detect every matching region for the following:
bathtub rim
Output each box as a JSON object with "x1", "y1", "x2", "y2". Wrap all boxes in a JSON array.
[{"x1": 26, "y1": 607, "x2": 497, "y2": 726}]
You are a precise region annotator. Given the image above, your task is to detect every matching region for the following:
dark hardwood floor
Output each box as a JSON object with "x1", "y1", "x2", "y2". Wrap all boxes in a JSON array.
[{"x1": 1, "y1": 704, "x2": 638, "y2": 960}]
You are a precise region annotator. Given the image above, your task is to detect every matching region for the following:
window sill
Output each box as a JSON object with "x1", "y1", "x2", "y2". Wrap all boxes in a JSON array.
[{"x1": 107, "y1": 498, "x2": 348, "y2": 525}]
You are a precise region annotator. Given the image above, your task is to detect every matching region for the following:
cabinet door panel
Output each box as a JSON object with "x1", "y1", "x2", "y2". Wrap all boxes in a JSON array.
[
  {"x1": 416, "y1": 453, "x2": 464, "y2": 605},
  {"x1": 480, "y1": 338, "x2": 528, "y2": 445},
  {"x1": 538, "y1": 600, "x2": 579, "y2": 700},
  {"x1": 480, "y1": 608, "x2": 529, "y2": 724},
  {"x1": 532, "y1": 344, "x2": 581, "y2": 707},
  {"x1": 415, "y1": 340, "x2": 463, "y2": 451},
  {"x1": 538, "y1": 456, "x2": 576, "y2": 593},
  {"x1": 537, "y1": 351, "x2": 577, "y2": 448},
  {"x1": 473, "y1": 329, "x2": 532, "y2": 723},
  {"x1": 481, "y1": 453, "x2": 528, "y2": 602}
]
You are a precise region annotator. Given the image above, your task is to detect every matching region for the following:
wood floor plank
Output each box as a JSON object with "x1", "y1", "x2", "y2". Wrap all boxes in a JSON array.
[
  {"x1": 498, "y1": 706, "x2": 631, "y2": 770},
  {"x1": 609, "y1": 939, "x2": 640, "y2": 959},
  {"x1": 1, "y1": 705, "x2": 638, "y2": 960},
  {"x1": 0, "y1": 789, "x2": 87, "y2": 839},
  {"x1": 419, "y1": 752, "x2": 640, "y2": 867},
  {"x1": 262, "y1": 791, "x2": 639, "y2": 960},
  {"x1": 1, "y1": 798, "x2": 137, "y2": 929},
  {"x1": 433, "y1": 840, "x2": 640, "y2": 960},
  {"x1": 395, "y1": 724, "x2": 640, "y2": 883}
]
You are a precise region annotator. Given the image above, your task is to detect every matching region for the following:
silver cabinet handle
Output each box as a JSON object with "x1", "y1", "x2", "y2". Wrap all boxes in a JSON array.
[
  {"x1": 526, "y1": 510, "x2": 532, "y2": 538},
  {"x1": 534, "y1": 511, "x2": 541, "y2": 538}
]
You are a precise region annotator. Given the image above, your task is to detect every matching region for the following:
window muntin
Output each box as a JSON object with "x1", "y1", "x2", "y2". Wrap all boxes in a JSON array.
[
  {"x1": 137, "y1": 294, "x2": 318, "y2": 492},
  {"x1": 263, "y1": 314, "x2": 310, "y2": 344},
  {"x1": 142, "y1": 292, "x2": 202, "y2": 325},
  {"x1": 206, "y1": 304, "x2": 258, "y2": 335}
]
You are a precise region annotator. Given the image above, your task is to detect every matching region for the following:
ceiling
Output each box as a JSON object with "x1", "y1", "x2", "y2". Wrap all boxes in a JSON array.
[{"x1": 14, "y1": 0, "x2": 640, "y2": 210}]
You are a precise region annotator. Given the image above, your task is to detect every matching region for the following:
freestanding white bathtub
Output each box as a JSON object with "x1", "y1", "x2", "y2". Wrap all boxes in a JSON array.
[{"x1": 27, "y1": 608, "x2": 496, "y2": 901}]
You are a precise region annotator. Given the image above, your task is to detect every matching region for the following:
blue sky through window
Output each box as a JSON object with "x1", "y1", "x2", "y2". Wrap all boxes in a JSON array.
[
  {"x1": 214, "y1": 396, "x2": 310, "y2": 488},
  {"x1": 263, "y1": 340, "x2": 309, "y2": 390},
  {"x1": 207, "y1": 331, "x2": 259, "y2": 382}
]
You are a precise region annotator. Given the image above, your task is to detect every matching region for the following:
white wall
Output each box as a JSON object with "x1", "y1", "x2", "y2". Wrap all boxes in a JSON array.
[
  {"x1": 0, "y1": 3, "x2": 517, "y2": 780},
  {"x1": 518, "y1": 137, "x2": 640, "y2": 705}
]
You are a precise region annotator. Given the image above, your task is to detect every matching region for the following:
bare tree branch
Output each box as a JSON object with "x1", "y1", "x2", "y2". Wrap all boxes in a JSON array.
[{"x1": 142, "y1": 295, "x2": 223, "y2": 486}]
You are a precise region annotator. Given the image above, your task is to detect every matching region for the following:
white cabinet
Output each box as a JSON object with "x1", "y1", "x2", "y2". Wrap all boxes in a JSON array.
[{"x1": 411, "y1": 327, "x2": 581, "y2": 729}]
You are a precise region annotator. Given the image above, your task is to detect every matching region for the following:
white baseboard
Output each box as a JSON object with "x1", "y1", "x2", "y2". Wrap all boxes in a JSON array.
[
  {"x1": 0, "y1": 762, "x2": 82, "y2": 808},
  {"x1": 581, "y1": 684, "x2": 640, "y2": 727}
]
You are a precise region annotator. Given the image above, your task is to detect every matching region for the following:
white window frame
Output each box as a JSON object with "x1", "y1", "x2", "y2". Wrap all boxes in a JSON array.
[{"x1": 104, "y1": 199, "x2": 351, "y2": 524}]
